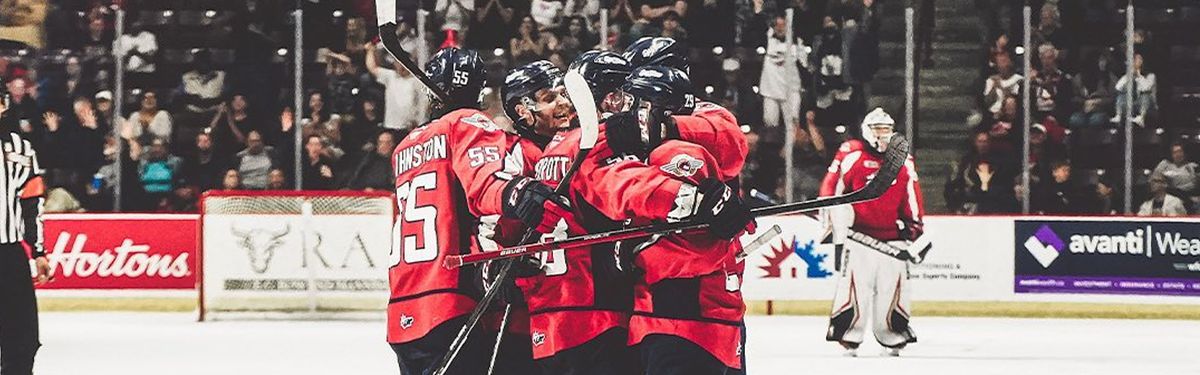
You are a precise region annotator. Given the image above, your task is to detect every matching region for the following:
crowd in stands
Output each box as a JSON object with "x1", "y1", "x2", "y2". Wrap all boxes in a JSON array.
[
  {"x1": 0, "y1": 0, "x2": 885, "y2": 213},
  {"x1": 947, "y1": 0, "x2": 1199, "y2": 216}
]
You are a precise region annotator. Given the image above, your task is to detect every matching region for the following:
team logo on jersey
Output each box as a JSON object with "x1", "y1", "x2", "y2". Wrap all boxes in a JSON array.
[
  {"x1": 531, "y1": 332, "x2": 546, "y2": 347},
  {"x1": 399, "y1": 314, "x2": 415, "y2": 329},
  {"x1": 660, "y1": 154, "x2": 704, "y2": 178}
]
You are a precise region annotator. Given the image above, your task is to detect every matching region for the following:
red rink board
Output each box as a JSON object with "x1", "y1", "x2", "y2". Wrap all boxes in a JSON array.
[{"x1": 36, "y1": 214, "x2": 198, "y2": 289}]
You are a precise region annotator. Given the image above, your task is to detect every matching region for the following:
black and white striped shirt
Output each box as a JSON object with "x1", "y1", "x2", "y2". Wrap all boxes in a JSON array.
[{"x1": 0, "y1": 132, "x2": 44, "y2": 252}]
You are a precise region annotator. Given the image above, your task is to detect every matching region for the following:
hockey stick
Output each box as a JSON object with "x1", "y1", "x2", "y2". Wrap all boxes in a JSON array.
[
  {"x1": 374, "y1": 0, "x2": 450, "y2": 104},
  {"x1": 444, "y1": 135, "x2": 911, "y2": 269},
  {"x1": 736, "y1": 224, "x2": 783, "y2": 262},
  {"x1": 433, "y1": 71, "x2": 600, "y2": 375},
  {"x1": 759, "y1": 189, "x2": 934, "y2": 264}
]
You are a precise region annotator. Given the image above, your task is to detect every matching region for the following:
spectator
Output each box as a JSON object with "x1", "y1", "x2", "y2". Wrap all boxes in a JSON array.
[
  {"x1": 984, "y1": 52, "x2": 1022, "y2": 116},
  {"x1": 94, "y1": 90, "x2": 114, "y2": 123},
  {"x1": 220, "y1": 168, "x2": 243, "y2": 190},
  {"x1": 300, "y1": 91, "x2": 343, "y2": 158},
  {"x1": 138, "y1": 137, "x2": 184, "y2": 204},
  {"x1": 180, "y1": 132, "x2": 230, "y2": 192},
  {"x1": 4, "y1": 77, "x2": 39, "y2": 124},
  {"x1": 302, "y1": 135, "x2": 337, "y2": 190},
  {"x1": 344, "y1": 131, "x2": 399, "y2": 190},
  {"x1": 323, "y1": 51, "x2": 359, "y2": 115},
  {"x1": 365, "y1": 42, "x2": 429, "y2": 130},
  {"x1": 115, "y1": 25, "x2": 157, "y2": 75},
  {"x1": 122, "y1": 90, "x2": 172, "y2": 146},
  {"x1": 760, "y1": 15, "x2": 804, "y2": 131},
  {"x1": 1111, "y1": 53, "x2": 1156, "y2": 126},
  {"x1": 511, "y1": 16, "x2": 555, "y2": 65},
  {"x1": 554, "y1": 16, "x2": 597, "y2": 61},
  {"x1": 1137, "y1": 173, "x2": 1187, "y2": 216},
  {"x1": 1031, "y1": 3, "x2": 1071, "y2": 58},
  {"x1": 843, "y1": 0, "x2": 881, "y2": 87},
  {"x1": 608, "y1": 0, "x2": 637, "y2": 27},
  {"x1": 985, "y1": 96, "x2": 1020, "y2": 153},
  {"x1": 234, "y1": 130, "x2": 279, "y2": 189},
  {"x1": 40, "y1": 98, "x2": 104, "y2": 196},
  {"x1": 82, "y1": 14, "x2": 115, "y2": 62},
  {"x1": 564, "y1": 0, "x2": 600, "y2": 20},
  {"x1": 1089, "y1": 178, "x2": 1119, "y2": 215},
  {"x1": 1068, "y1": 50, "x2": 1116, "y2": 127},
  {"x1": 266, "y1": 168, "x2": 288, "y2": 190},
  {"x1": 639, "y1": 0, "x2": 687, "y2": 23},
  {"x1": 436, "y1": 0, "x2": 476, "y2": 46},
  {"x1": 945, "y1": 131, "x2": 1017, "y2": 214},
  {"x1": 531, "y1": 0, "x2": 565, "y2": 30},
  {"x1": 207, "y1": 94, "x2": 255, "y2": 154},
  {"x1": 1030, "y1": 44, "x2": 1072, "y2": 119},
  {"x1": 811, "y1": 16, "x2": 853, "y2": 124},
  {"x1": 1031, "y1": 159, "x2": 1087, "y2": 214},
  {"x1": 1152, "y1": 143, "x2": 1198, "y2": 202},
  {"x1": 343, "y1": 98, "x2": 384, "y2": 160},
  {"x1": 176, "y1": 51, "x2": 228, "y2": 148},
  {"x1": 471, "y1": 0, "x2": 519, "y2": 50}
]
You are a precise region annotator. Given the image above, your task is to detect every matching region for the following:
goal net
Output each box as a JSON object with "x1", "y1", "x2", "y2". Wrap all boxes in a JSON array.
[{"x1": 199, "y1": 191, "x2": 394, "y2": 321}]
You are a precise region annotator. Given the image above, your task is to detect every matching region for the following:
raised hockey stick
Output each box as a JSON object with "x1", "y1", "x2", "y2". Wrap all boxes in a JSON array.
[
  {"x1": 443, "y1": 135, "x2": 911, "y2": 269},
  {"x1": 374, "y1": 0, "x2": 450, "y2": 104},
  {"x1": 433, "y1": 71, "x2": 600, "y2": 375}
]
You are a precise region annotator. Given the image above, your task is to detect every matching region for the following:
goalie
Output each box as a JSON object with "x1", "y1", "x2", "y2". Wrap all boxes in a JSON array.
[{"x1": 820, "y1": 108, "x2": 924, "y2": 356}]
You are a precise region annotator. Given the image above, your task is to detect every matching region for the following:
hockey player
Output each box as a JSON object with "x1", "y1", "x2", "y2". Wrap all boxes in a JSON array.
[
  {"x1": 386, "y1": 48, "x2": 570, "y2": 375},
  {"x1": 822, "y1": 108, "x2": 924, "y2": 356},
  {"x1": 568, "y1": 50, "x2": 634, "y2": 116},
  {"x1": 479, "y1": 59, "x2": 573, "y2": 375}
]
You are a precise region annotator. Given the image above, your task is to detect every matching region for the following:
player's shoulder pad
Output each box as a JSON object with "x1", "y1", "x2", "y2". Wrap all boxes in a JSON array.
[{"x1": 839, "y1": 139, "x2": 866, "y2": 153}]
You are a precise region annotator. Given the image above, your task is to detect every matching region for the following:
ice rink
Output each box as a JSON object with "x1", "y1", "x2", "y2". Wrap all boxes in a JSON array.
[{"x1": 35, "y1": 312, "x2": 1200, "y2": 374}]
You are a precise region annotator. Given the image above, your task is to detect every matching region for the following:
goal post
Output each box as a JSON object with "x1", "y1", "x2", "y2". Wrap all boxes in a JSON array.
[{"x1": 198, "y1": 191, "x2": 395, "y2": 321}]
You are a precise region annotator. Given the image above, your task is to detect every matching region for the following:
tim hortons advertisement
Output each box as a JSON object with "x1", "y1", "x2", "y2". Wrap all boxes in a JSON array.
[
  {"x1": 740, "y1": 215, "x2": 1009, "y2": 301},
  {"x1": 201, "y1": 213, "x2": 391, "y2": 297},
  {"x1": 1015, "y1": 218, "x2": 1200, "y2": 296},
  {"x1": 37, "y1": 215, "x2": 197, "y2": 289}
]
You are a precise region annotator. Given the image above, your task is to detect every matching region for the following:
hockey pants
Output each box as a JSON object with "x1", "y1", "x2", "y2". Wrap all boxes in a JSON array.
[{"x1": 826, "y1": 240, "x2": 917, "y2": 348}]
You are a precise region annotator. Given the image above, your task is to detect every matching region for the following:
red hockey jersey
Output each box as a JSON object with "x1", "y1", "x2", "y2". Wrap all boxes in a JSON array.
[
  {"x1": 820, "y1": 139, "x2": 924, "y2": 240},
  {"x1": 387, "y1": 109, "x2": 513, "y2": 344},
  {"x1": 480, "y1": 133, "x2": 545, "y2": 336}
]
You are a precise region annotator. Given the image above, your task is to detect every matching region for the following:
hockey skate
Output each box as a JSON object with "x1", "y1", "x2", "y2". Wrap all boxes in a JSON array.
[
  {"x1": 882, "y1": 344, "x2": 906, "y2": 357},
  {"x1": 839, "y1": 341, "x2": 859, "y2": 357}
]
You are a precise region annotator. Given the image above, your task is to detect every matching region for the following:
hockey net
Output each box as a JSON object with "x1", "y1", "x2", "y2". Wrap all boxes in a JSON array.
[{"x1": 198, "y1": 191, "x2": 394, "y2": 321}]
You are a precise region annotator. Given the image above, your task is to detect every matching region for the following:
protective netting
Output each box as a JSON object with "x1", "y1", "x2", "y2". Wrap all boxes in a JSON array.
[{"x1": 203, "y1": 195, "x2": 393, "y2": 215}]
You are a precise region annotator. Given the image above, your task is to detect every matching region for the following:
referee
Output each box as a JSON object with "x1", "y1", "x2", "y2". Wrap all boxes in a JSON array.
[{"x1": 0, "y1": 81, "x2": 50, "y2": 375}]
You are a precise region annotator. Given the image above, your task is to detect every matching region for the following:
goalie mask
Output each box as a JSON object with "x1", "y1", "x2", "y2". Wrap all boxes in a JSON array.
[
  {"x1": 860, "y1": 107, "x2": 896, "y2": 153},
  {"x1": 620, "y1": 65, "x2": 695, "y2": 149}
]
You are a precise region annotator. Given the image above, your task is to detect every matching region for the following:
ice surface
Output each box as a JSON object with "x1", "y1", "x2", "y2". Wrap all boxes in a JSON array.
[{"x1": 36, "y1": 313, "x2": 1200, "y2": 374}]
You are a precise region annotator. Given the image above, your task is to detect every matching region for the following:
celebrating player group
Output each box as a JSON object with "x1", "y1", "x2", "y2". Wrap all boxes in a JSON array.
[{"x1": 375, "y1": 2, "x2": 925, "y2": 374}]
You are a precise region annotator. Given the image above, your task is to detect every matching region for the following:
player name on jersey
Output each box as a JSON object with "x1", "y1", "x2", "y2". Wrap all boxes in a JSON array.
[
  {"x1": 394, "y1": 135, "x2": 449, "y2": 176},
  {"x1": 533, "y1": 155, "x2": 570, "y2": 182}
]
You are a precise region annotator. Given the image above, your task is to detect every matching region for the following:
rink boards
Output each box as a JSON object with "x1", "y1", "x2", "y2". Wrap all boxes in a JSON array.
[{"x1": 30, "y1": 214, "x2": 1200, "y2": 312}]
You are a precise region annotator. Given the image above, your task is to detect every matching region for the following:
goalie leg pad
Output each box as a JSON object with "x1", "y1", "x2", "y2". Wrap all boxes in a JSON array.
[{"x1": 872, "y1": 246, "x2": 917, "y2": 347}]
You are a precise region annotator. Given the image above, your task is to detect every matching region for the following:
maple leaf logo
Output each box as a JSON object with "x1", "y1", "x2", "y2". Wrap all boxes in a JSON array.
[{"x1": 759, "y1": 238, "x2": 796, "y2": 278}]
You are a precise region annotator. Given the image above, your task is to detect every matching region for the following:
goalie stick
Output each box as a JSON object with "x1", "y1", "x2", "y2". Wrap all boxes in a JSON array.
[
  {"x1": 443, "y1": 134, "x2": 912, "y2": 269},
  {"x1": 374, "y1": 0, "x2": 450, "y2": 104},
  {"x1": 432, "y1": 71, "x2": 601, "y2": 375}
]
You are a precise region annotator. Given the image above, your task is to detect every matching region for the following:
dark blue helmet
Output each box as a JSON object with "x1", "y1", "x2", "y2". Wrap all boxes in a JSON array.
[
  {"x1": 568, "y1": 50, "x2": 633, "y2": 106},
  {"x1": 425, "y1": 47, "x2": 488, "y2": 109},
  {"x1": 621, "y1": 65, "x2": 695, "y2": 116},
  {"x1": 623, "y1": 37, "x2": 689, "y2": 73},
  {"x1": 501, "y1": 60, "x2": 564, "y2": 136}
]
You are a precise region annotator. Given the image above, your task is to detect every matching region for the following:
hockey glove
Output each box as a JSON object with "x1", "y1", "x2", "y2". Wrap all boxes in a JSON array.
[
  {"x1": 502, "y1": 177, "x2": 572, "y2": 235},
  {"x1": 604, "y1": 111, "x2": 648, "y2": 160},
  {"x1": 898, "y1": 219, "x2": 924, "y2": 241},
  {"x1": 696, "y1": 178, "x2": 755, "y2": 240}
]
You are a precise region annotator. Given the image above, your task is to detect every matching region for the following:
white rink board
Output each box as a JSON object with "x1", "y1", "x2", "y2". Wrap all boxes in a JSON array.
[
  {"x1": 202, "y1": 214, "x2": 391, "y2": 310},
  {"x1": 740, "y1": 215, "x2": 1200, "y2": 304}
]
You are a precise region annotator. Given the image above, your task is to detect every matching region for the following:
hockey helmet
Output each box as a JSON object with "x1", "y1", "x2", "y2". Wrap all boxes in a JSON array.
[
  {"x1": 425, "y1": 47, "x2": 488, "y2": 110},
  {"x1": 568, "y1": 50, "x2": 633, "y2": 107},
  {"x1": 501, "y1": 60, "x2": 565, "y2": 137},
  {"x1": 623, "y1": 37, "x2": 689, "y2": 73},
  {"x1": 860, "y1": 107, "x2": 896, "y2": 152}
]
